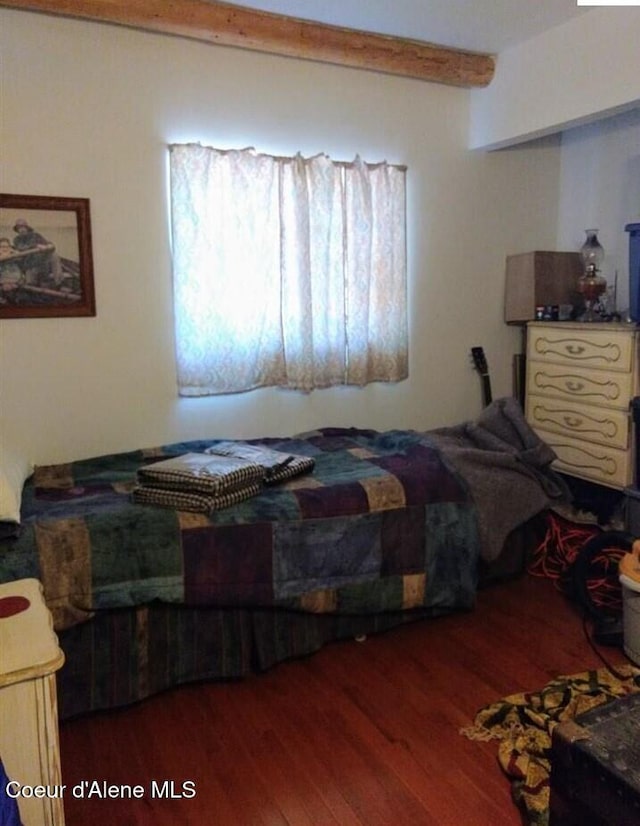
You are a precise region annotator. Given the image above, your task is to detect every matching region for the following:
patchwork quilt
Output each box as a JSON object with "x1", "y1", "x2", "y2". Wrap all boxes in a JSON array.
[{"x1": 0, "y1": 428, "x2": 481, "y2": 632}]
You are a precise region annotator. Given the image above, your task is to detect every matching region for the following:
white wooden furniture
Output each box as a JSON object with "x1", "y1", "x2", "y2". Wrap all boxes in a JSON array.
[
  {"x1": 525, "y1": 321, "x2": 640, "y2": 490},
  {"x1": 0, "y1": 578, "x2": 65, "y2": 826}
]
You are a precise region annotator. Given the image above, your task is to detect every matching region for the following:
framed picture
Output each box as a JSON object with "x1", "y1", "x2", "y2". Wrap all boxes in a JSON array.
[{"x1": 0, "y1": 193, "x2": 96, "y2": 318}]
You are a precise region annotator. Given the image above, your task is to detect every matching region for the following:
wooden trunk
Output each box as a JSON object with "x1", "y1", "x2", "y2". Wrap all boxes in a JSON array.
[{"x1": 549, "y1": 692, "x2": 640, "y2": 826}]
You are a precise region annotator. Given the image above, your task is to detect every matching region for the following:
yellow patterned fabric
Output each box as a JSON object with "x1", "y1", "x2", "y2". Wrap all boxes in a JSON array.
[{"x1": 461, "y1": 665, "x2": 640, "y2": 826}]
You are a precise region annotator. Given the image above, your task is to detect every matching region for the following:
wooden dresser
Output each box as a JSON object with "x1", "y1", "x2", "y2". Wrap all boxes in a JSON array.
[
  {"x1": 0, "y1": 578, "x2": 65, "y2": 826},
  {"x1": 525, "y1": 321, "x2": 640, "y2": 490}
]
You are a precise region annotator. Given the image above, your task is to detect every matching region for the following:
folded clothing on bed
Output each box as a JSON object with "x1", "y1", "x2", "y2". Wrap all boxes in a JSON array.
[
  {"x1": 131, "y1": 480, "x2": 263, "y2": 512},
  {"x1": 136, "y1": 452, "x2": 264, "y2": 494},
  {"x1": 132, "y1": 452, "x2": 265, "y2": 512},
  {"x1": 205, "y1": 441, "x2": 315, "y2": 484}
]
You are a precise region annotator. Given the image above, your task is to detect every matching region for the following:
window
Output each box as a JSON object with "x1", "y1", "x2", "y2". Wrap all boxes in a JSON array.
[{"x1": 169, "y1": 144, "x2": 407, "y2": 395}]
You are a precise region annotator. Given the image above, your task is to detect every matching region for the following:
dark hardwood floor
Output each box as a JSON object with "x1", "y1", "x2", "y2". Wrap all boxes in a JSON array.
[{"x1": 59, "y1": 573, "x2": 627, "y2": 825}]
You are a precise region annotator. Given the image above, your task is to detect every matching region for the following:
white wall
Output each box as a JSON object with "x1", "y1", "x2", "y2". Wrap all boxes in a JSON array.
[
  {"x1": 469, "y1": 8, "x2": 640, "y2": 150},
  {"x1": 556, "y1": 108, "x2": 640, "y2": 314},
  {"x1": 0, "y1": 9, "x2": 561, "y2": 465}
]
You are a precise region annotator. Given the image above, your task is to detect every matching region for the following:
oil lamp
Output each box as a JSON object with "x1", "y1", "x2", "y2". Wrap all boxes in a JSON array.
[{"x1": 577, "y1": 229, "x2": 606, "y2": 321}]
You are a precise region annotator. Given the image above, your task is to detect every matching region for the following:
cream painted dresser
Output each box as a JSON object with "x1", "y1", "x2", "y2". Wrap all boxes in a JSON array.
[
  {"x1": 525, "y1": 321, "x2": 640, "y2": 490},
  {"x1": 0, "y1": 578, "x2": 65, "y2": 826}
]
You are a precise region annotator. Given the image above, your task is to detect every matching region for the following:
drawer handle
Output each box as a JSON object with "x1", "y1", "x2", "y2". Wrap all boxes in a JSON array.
[
  {"x1": 565, "y1": 380, "x2": 584, "y2": 392},
  {"x1": 565, "y1": 344, "x2": 586, "y2": 355},
  {"x1": 563, "y1": 416, "x2": 583, "y2": 428}
]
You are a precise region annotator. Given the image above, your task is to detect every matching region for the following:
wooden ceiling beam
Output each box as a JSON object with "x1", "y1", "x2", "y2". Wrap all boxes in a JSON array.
[{"x1": 0, "y1": 0, "x2": 495, "y2": 88}]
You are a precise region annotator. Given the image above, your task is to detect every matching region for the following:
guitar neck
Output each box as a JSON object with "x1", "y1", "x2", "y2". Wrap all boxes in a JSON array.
[
  {"x1": 470, "y1": 347, "x2": 492, "y2": 408},
  {"x1": 480, "y1": 373, "x2": 492, "y2": 407}
]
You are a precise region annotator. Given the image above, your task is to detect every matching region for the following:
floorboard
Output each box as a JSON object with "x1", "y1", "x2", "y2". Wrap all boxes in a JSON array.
[{"x1": 58, "y1": 573, "x2": 628, "y2": 825}]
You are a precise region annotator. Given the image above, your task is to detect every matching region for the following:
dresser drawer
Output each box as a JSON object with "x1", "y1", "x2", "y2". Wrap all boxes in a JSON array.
[
  {"x1": 526, "y1": 395, "x2": 630, "y2": 449},
  {"x1": 528, "y1": 326, "x2": 634, "y2": 372},
  {"x1": 527, "y1": 360, "x2": 634, "y2": 410},
  {"x1": 533, "y1": 428, "x2": 631, "y2": 489}
]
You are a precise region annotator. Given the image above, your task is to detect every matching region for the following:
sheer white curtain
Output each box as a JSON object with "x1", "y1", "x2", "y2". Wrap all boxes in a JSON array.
[{"x1": 169, "y1": 144, "x2": 407, "y2": 395}]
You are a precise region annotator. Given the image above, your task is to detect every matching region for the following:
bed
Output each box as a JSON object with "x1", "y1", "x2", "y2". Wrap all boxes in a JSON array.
[{"x1": 0, "y1": 399, "x2": 567, "y2": 719}]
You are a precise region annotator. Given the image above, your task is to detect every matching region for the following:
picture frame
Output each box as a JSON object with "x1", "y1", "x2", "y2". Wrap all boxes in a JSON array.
[{"x1": 0, "y1": 193, "x2": 96, "y2": 318}]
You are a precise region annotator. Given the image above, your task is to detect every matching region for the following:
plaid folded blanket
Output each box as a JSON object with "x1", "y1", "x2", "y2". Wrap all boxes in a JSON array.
[
  {"x1": 205, "y1": 441, "x2": 315, "y2": 484},
  {"x1": 131, "y1": 481, "x2": 262, "y2": 513},
  {"x1": 136, "y1": 452, "x2": 264, "y2": 495}
]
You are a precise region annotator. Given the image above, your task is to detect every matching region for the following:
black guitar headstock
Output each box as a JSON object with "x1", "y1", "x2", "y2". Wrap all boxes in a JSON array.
[
  {"x1": 470, "y1": 346, "x2": 488, "y2": 377},
  {"x1": 470, "y1": 346, "x2": 492, "y2": 407}
]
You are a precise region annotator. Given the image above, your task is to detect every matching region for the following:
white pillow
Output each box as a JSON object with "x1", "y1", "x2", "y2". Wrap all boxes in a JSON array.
[{"x1": 0, "y1": 448, "x2": 33, "y2": 524}]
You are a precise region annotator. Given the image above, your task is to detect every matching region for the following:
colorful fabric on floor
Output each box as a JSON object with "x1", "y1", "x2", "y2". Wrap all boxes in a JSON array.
[{"x1": 461, "y1": 665, "x2": 640, "y2": 826}]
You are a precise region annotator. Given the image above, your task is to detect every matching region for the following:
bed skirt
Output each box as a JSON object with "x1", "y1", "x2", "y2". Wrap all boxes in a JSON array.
[
  {"x1": 56, "y1": 515, "x2": 541, "y2": 720},
  {"x1": 57, "y1": 601, "x2": 454, "y2": 719}
]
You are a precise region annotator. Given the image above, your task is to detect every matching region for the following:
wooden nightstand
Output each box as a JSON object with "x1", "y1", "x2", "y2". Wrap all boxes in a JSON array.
[
  {"x1": 525, "y1": 321, "x2": 640, "y2": 490},
  {"x1": 0, "y1": 578, "x2": 65, "y2": 826}
]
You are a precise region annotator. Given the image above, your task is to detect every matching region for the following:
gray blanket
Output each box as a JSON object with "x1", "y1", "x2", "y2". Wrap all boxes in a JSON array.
[{"x1": 428, "y1": 397, "x2": 570, "y2": 562}]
